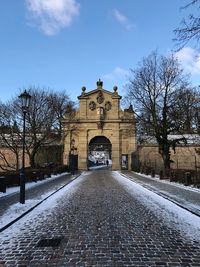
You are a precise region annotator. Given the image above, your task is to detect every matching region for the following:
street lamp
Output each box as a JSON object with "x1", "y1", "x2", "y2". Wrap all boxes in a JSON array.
[{"x1": 19, "y1": 90, "x2": 31, "y2": 204}]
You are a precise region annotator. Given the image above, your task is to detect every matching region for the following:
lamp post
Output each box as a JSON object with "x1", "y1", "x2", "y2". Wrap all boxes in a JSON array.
[{"x1": 19, "y1": 90, "x2": 31, "y2": 204}]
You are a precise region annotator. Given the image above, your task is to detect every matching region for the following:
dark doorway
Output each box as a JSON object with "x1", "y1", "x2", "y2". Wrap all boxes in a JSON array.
[
  {"x1": 88, "y1": 136, "x2": 112, "y2": 170},
  {"x1": 69, "y1": 154, "x2": 78, "y2": 174},
  {"x1": 121, "y1": 154, "x2": 128, "y2": 170}
]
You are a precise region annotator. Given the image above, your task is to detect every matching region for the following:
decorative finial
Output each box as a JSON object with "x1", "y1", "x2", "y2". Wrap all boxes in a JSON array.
[
  {"x1": 113, "y1": 85, "x2": 118, "y2": 92},
  {"x1": 129, "y1": 104, "x2": 133, "y2": 112},
  {"x1": 97, "y1": 79, "x2": 103, "y2": 89},
  {"x1": 81, "y1": 86, "x2": 86, "y2": 94}
]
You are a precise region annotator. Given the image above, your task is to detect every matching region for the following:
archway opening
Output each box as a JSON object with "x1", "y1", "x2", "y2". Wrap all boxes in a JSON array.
[{"x1": 88, "y1": 136, "x2": 112, "y2": 170}]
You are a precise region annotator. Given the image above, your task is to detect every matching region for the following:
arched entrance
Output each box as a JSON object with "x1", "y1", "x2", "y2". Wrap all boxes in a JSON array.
[{"x1": 88, "y1": 136, "x2": 112, "y2": 169}]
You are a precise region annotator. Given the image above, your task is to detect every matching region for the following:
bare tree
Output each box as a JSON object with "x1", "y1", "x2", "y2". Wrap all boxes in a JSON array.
[
  {"x1": 126, "y1": 51, "x2": 190, "y2": 172},
  {"x1": 0, "y1": 88, "x2": 74, "y2": 170},
  {"x1": 174, "y1": 0, "x2": 200, "y2": 49},
  {"x1": 194, "y1": 89, "x2": 200, "y2": 133},
  {"x1": 24, "y1": 87, "x2": 74, "y2": 168},
  {"x1": 171, "y1": 87, "x2": 200, "y2": 133},
  {"x1": 0, "y1": 101, "x2": 21, "y2": 171},
  {"x1": 48, "y1": 91, "x2": 75, "y2": 138}
]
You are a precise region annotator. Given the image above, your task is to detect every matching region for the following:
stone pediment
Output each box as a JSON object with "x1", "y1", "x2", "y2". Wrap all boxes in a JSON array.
[
  {"x1": 78, "y1": 80, "x2": 121, "y2": 100},
  {"x1": 78, "y1": 88, "x2": 121, "y2": 99}
]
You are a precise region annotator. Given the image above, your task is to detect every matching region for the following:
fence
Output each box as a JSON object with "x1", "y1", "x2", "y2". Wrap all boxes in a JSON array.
[
  {"x1": 0, "y1": 165, "x2": 69, "y2": 193},
  {"x1": 131, "y1": 147, "x2": 200, "y2": 187}
]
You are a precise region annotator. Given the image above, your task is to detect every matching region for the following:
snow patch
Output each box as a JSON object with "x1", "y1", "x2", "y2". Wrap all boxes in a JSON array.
[
  {"x1": 89, "y1": 165, "x2": 110, "y2": 170},
  {"x1": 134, "y1": 172, "x2": 200, "y2": 193},
  {"x1": 113, "y1": 171, "x2": 200, "y2": 243},
  {"x1": 0, "y1": 172, "x2": 69, "y2": 199},
  {"x1": 0, "y1": 173, "x2": 85, "y2": 241}
]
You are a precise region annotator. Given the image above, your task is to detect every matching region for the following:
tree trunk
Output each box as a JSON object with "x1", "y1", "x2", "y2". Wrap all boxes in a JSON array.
[
  {"x1": 15, "y1": 152, "x2": 20, "y2": 171},
  {"x1": 29, "y1": 149, "x2": 38, "y2": 168},
  {"x1": 159, "y1": 143, "x2": 171, "y2": 177}
]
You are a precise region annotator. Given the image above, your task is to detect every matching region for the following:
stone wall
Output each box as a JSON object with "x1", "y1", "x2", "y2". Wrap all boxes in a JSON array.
[
  {"x1": 0, "y1": 147, "x2": 30, "y2": 172},
  {"x1": 138, "y1": 145, "x2": 200, "y2": 172}
]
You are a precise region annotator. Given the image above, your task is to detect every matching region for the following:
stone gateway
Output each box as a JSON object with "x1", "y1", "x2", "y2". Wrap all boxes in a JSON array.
[{"x1": 62, "y1": 80, "x2": 136, "y2": 170}]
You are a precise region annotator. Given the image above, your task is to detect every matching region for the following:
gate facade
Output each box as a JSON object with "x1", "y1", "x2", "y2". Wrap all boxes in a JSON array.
[{"x1": 62, "y1": 80, "x2": 136, "y2": 170}]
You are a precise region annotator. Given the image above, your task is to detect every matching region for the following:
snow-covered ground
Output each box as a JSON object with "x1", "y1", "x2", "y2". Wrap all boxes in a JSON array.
[
  {"x1": 1, "y1": 193, "x2": 49, "y2": 229},
  {"x1": 0, "y1": 172, "x2": 69, "y2": 199},
  {"x1": 0, "y1": 172, "x2": 72, "y2": 230},
  {"x1": 114, "y1": 171, "x2": 200, "y2": 243},
  {"x1": 133, "y1": 171, "x2": 200, "y2": 193},
  {"x1": 0, "y1": 172, "x2": 88, "y2": 243},
  {"x1": 89, "y1": 164, "x2": 111, "y2": 170}
]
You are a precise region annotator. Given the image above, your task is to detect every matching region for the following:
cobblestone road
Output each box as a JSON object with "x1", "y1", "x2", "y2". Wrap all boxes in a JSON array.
[{"x1": 0, "y1": 170, "x2": 200, "y2": 267}]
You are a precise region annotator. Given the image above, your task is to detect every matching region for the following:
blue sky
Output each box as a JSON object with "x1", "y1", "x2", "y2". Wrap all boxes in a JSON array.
[{"x1": 0, "y1": 0, "x2": 200, "y2": 103}]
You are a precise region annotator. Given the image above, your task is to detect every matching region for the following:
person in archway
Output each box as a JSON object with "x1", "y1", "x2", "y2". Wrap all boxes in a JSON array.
[{"x1": 106, "y1": 159, "x2": 109, "y2": 167}]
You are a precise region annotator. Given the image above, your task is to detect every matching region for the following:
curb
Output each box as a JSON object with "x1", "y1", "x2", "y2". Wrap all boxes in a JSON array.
[
  {"x1": 0, "y1": 172, "x2": 82, "y2": 233},
  {"x1": 119, "y1": 172, "x2": 200, "y2": 218}
]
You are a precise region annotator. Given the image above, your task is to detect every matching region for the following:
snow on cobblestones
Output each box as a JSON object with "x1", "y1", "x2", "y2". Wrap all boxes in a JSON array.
[
  {"x1": 1, "y1": 170, "x2": 200, "y2": 266},
  {"x1": 0, "y1": 172, "x2": 69, "y2": 199},
  {"x1": 0, "y1": 173, "x2": 86, "y2": 242},
  {"x1": 0, "y1": 172, "x2": 72, "y2": 229},
  {"x1": 0, "y1": 195, "x2": 48, "y2": 229},
  {"x1": 114, "y1": 171, "x2": 200, "y2": 243},
  {"x1": 133, "y1": 171, "x2": 200, "y2": 193}
]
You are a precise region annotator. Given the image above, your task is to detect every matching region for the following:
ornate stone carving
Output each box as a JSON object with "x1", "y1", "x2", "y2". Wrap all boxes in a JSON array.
[
  {"x1": 97, "y1": 91, "x2": 104, "y2": 104},
  {"x1": 97, "y1": 121, "x2": 104, "y2": 129},
  {"x1": 105, "y1": 101, "x2": 112, "y2": 111},
  {"x1": 89, "y1": 101, "x2": 96, "y2": 110},
  {"x1": 97, "y1": 107, "x2": 105, "y2": 120}
]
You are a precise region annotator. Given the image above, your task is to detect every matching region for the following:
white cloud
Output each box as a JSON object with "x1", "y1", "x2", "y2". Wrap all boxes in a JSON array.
[
  {"x1": 26, "y1": 0, "x2": 80, "y2": 35},
  {"x1": 113, "y1": 9, "x2": 133, "y2": 30},
  {"x1": 114, "y1": 9, "x2": 128, "y2": 24},
  {"x1": 175, "y1": 47, "x2": 200, "y2": 74},
  {"x1": 103, "y1": 67, "x2": 129, "y2": 82}
]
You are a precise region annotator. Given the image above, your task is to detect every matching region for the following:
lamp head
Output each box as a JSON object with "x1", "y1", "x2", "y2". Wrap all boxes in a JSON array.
[{"x1": 19, "y1": 90, "x2": 31, "y2": 111}]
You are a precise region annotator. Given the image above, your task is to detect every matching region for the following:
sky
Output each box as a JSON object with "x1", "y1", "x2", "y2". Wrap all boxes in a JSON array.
[{"x1": 0, "y1": 0, "x2": 200, "y2": 103}]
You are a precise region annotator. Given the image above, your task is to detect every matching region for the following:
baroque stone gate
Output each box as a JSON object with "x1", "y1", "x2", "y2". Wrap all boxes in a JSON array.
[{"x1": 62, "y1": 80, "x2": 136, "y2": 170}]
